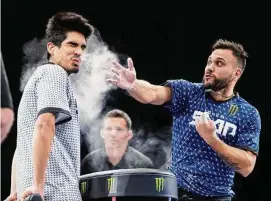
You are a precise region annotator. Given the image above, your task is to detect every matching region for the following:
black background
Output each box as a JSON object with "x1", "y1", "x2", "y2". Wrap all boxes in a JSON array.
[{"x1": 1, "y1": 1, "x2": 271, "y2": 201}]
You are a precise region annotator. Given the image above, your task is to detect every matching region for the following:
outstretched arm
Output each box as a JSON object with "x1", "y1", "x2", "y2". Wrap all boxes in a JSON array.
[
  {"x1": 108, "y1": 58, "x2": 171, "y2": 105},
  {"x1": 128, "y1": 79, "x2": 171, "y2": 105}
]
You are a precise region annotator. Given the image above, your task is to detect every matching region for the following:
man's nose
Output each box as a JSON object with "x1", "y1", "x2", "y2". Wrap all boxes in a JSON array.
[
  {"x1": 206, "y1": 64, "x2": 214, "y2": 72},
  {"x1": 110, "y1": 129, "x2": 118, "y2": 137},
  {"x1": 74, "y1": 47, "x2": 83, "y2": 56}
]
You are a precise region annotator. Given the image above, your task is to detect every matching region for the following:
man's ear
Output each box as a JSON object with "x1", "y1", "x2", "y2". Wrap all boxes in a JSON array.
[
  {"x1": 47, "y1": 42, "x2": 55, "y2": 56},
  {"x1": 127, "y1": 130, "x2": 133, "y2": 140},
  {"x1": 234, "y1": 67, "x2": 242, "y2": 81},
  {"x1": 100, "y1": 129, "x2": 105, "y2": 139}
]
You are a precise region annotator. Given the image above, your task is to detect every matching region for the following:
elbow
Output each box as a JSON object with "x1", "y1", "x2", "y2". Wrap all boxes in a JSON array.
[
  {"x1": 1, "y1": 108, "x2": 14, "y2": 141},
  {"x1": 35, "y1": 115, "x2": 55, "y2": 138},
  {"x1": 142, "y1": 95, "x2": 157, "y2": 104},
  {"x1": 240, "y1": 168, "x2": 252, "y2": 177},
  {"x1": 240, "y1": 160, "x2": 256, "y2": 177}
]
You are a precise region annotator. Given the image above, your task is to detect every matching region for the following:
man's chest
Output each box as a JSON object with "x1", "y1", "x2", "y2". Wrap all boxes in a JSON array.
[{"x1": 179, "y1": 101, "x2": 242, "y2": 141}]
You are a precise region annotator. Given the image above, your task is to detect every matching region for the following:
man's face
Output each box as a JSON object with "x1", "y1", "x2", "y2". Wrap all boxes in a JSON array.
[
  {"x1": 102, "y1": 117, "x2": 132, "y2": 149},
  {"x1": 48, "y1": 31, "x2": 87, "y2": 73},
  {"x1": 203, "y1": 49, "x2": 241, "y2": 91}
]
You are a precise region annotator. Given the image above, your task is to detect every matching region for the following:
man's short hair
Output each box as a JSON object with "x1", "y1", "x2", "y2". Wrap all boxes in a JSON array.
[
  {"x1": 45, "y1": 11, "x2": 94, "y2": 59},
  {"x1": 212, "y1": 39, "x2": 248, "y2": 71},
  {"x1": 104, "y1": 109, "x2": 132, "y2": 130}
]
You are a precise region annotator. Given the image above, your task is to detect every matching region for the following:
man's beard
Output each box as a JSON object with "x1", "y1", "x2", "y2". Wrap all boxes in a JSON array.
[
  {"x1": 67, "y1": 66, "x2": 79, "y2": 74},
  {"x1": 69, "y1": 68, "x2": 79, "y2": 74},
  {"x1": 203, "y1": 75, "x2": 233, "y2": 91}
]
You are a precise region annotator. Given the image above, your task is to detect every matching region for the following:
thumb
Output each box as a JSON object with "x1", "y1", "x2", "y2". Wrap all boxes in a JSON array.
[
  {"x1": 127, "y1": 57, "x2": 135, "y2": 72},
  {"x1": 20, "y1": 189, "x2": 33, "y2": 200},
  {"x1": 11, "y1": 192, "x2": 17, "y2": 198}
]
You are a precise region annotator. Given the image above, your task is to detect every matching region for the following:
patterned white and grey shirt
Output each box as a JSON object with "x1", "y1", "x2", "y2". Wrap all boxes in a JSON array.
[{"x1": 16, "y1": 63, "x2": 81, "y2": 200}]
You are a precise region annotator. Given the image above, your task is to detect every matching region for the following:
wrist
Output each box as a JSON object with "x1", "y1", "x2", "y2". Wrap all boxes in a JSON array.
[
  {"x1": 10, "y1": 188, "x2": 16, "y2": 194},
  {"x1": 33, "y1": 182, "x2": 44, "y2": 193},
  {"x1": 206, "y1": 134, "x2": 221, "y2": 147},
  {"x1": 128, "y1": 79, "x2": 136, "y2": 91}
]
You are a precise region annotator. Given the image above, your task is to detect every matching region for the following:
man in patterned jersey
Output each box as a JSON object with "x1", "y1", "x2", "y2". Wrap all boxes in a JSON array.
[
  {"x1": 5, "y1": 12, "x2": 93, "y2": 201},
  {"x1": 107, "y1": 39, "x2": 261, "y2": 201}
]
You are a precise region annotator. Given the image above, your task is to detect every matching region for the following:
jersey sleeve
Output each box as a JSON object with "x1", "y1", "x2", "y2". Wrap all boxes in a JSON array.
[
  {"x1": 163, "y1": 79, "x2": 195, "y2": 115},
  {"x1": 36, "y1": 65, "x2": 71, "y2": 125},
  {"x1": 235, "y1": 108, "x2": 261, "y2": 155}
]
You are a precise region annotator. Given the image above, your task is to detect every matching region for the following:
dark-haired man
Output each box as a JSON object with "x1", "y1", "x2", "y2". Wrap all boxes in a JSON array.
[
  {"x1": 108, "y1": 39, "x2": 261, "y2": 201},
  {"x1": 81, "y1": 109, "x2": 153, "y2": 174},
  {"x1": 6, "y1": 12, "x2": 93, "y2": 201}
]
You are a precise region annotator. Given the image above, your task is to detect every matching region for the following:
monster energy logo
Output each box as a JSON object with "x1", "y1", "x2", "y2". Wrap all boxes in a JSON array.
[
  {"x1": 155, "y1": 177, "x2": 165, "y2": 192},
  {"x1": 107, "y1": 177, "x2": 116, "y2": 192},
  {"x1": 81, "y1": 181, "x2": 87, "y2": 195},
  {"x1": 229, "y1": 104, "x2": 238, "y2": 116}
]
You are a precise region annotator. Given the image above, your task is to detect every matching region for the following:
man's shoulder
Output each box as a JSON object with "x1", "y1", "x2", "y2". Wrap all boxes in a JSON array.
[
  {"x1": 128, "y1": 147, "x2": 152, "y2": 161},
  {"x1": 234, "y1": 95, "x2": 261, "y2": 120},
  {"x1": 164, "y1": 79, "x2": 202, "y2": 87},
  {"x1": 82, "y1": 148, "x2": 104, "y2": 164},
  {"x1": 127, "y1": 147, "x2": 154, "y2": 167},
  {"x1": 89, "y1": 148, "x2": 103, "y2": 157},
  {"x1": 37, "y1": 63, "x2": 68, "y2": 77}
]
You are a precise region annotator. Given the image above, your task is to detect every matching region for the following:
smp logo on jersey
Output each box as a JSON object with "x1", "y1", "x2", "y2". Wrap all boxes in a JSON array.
[{"x1": 189, "y1": 110, "x2": 237, "y2": 137}]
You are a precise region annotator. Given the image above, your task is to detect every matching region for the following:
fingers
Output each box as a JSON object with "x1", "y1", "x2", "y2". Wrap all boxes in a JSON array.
[
  {"x1": 112, "y1": 61, "x2": 123, "y2": 70},
  {"x1": 110, "y1": 66, "x2": 120, "y2": 76},
  {"x1": 5, "y1": 192, "x2": 17, "y2": 201},
  {"x1": 112, "y1": 58, "x2": 135, "y2": 73},
  {"x1": 195, "y1": 112, "x2": 209, "y2": 127},
  {"x1": 106, "y1": 78, "x2": 118, "y2": 86},
  {"x1": 202, "y1": 112, "x2": 209, "y2": 124},
  {"x1": 4, "y1": 195, "x2": 14, "y2": 201},
  {"x1": 127, "y1": 57, "x2": 135, "y2": 72},
  {"x1": 208, "y1": 119, "x2": 216, "y2": 129},
  {"x1": 106, "y1": 70, "x2": 119, "y2": 81},
  {"x1": 20, "y1": 189, "x2": 33, "y2": 201}
]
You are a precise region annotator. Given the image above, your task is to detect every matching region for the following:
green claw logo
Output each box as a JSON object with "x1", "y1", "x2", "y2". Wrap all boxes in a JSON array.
[
  {"x1": 155, "y1": 177, "x2": 165, "y2": 192},
  {"x1": 229, "y1": 104, "x2": 238, "y2": 116},
  {"x1": 107, "y1": 177, "x2": 116, "y2": 192},
  {"x1": 81, "y1": 181, "x2": 87, "y2": 194}
]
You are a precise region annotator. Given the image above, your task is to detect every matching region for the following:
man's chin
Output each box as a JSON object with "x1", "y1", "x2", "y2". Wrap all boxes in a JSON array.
[
  {"x1": 203, "y1": 81, "x2": 213, "y2": 89},
  {"x1": 68, "y1": 68, "x2": 79, "y2": 74}
]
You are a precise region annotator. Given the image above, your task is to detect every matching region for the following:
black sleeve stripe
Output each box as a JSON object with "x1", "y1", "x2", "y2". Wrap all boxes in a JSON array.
[
  {"x1": 37, "y1": 107, "x2": 72, "y2": 125},
  {"x1": 236, "y1": 146, "x2": 258, "y2": 156}
]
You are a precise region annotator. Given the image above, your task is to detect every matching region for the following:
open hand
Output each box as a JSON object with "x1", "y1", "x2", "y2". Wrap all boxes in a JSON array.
[{"x1": 107, "y1": 57, "x2": 136, "y2": 90}]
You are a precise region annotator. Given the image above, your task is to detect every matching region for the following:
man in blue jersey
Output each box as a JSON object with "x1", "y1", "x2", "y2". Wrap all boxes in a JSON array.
[{"x1": 107, "y1": 39, "x2": 261, "y2": 201}]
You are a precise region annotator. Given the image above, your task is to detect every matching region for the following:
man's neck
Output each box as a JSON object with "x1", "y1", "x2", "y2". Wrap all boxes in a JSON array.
[
  {"x1": 209, "y1": 87, "x2": 235, "y2": 101},
  {"x1": 105, "y1": 145, "x2": 128, "y2": 166}
]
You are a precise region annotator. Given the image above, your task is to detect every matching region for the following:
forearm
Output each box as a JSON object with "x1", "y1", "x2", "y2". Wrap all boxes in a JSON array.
[
  {"x1": 10, "y1": 149, "x2": 17, "y2": 193},
  {"x1": 1, "y1": 108, "x2": 14, "y2": 142},
  {"x1": 209, "y1": 138, "x2": 255, "y2": 177},
  {"x1": 32, "y1": 122, "x2": 55, "y2": 189},
  {"x1": 128, "y1": 79, "x2": 158, "y2": 104}
]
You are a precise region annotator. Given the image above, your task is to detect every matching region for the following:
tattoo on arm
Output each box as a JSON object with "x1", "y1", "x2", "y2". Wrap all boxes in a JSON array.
[{"x1": 218, "y1": 153, "x2": 241, "y2": 171}]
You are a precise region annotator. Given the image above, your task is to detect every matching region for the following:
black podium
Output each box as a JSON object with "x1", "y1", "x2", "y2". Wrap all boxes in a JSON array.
[{"x1": 79, "y1": 168, "x2": 178, "y2": 201}]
